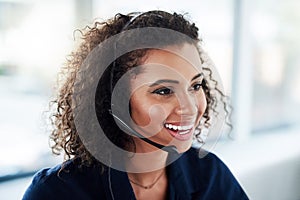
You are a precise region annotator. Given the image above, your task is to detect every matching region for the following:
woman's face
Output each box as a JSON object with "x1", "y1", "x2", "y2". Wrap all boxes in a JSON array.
[{"x1": 129, "y1": 43, "x2": 207, "y2": 153}]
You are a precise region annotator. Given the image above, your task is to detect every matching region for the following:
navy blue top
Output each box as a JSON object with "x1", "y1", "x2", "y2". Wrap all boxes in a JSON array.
[{"x1": 22, "y1": 148, "x2": 248, "y2": 200}]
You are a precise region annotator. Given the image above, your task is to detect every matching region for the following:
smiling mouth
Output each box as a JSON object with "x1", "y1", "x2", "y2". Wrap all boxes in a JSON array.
[
  {"x1": 164, "y1": 124, "x2": 194, "y2": 135},
  {"x1": 163, "y1": 123, "x2": 194, "y2": 141}
]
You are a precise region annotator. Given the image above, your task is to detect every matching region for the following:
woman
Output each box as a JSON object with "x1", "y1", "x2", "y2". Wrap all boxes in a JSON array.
[{"x1": 23, "y1": 10, "x2": 248, "y2": 200}]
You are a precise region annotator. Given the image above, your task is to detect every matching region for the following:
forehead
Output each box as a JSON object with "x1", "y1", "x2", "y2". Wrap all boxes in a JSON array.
[{"x1": 132, "y1": 43, "x2": 202, "y2": 83}]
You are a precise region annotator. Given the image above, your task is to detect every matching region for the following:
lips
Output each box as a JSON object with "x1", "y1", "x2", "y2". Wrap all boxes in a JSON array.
[{"x1": 164, "y1": 122, "x2": 194, "y2": 141}]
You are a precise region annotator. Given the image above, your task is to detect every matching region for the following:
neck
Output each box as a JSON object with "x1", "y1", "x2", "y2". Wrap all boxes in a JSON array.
[
  {"x1": 125, "y1": 137, "x2": 169, "y2": 173},
  {"x1": 126, "y1": 138, "x2": 169, "y2": 198},
  {"x1": 127, "y1": 167, "x2": 168, "y2": 200},
  {"x1": 127, "y1": 168, "x2": 166, "y2": 187}
]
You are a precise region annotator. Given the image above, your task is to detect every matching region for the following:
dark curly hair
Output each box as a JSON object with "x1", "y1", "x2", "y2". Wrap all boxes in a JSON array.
[{"x1": 50, "y1": 10, "x2": 231, "y2": 169}]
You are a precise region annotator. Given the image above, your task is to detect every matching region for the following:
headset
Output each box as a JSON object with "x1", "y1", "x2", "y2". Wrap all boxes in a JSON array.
[
  {"x1": 111, "y1": 113, "x2": 179, "y2": 154},
  {"x1": 107, "y1": 12, "x2": 180, "y2": 199},
  {"x1": 109, "y1": 11, "x2": 180, "y2": 156}
]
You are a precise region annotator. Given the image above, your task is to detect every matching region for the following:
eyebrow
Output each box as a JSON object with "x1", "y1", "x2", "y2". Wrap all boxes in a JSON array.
[
  {"x1": 149, "y1": 79, "x2": 179, "y2": 87},
  {"x1": 192, "y1": 73, "x2": 204, "y2": 81},
  {"x1": 149, "y1": 73, "x2": 204, "y2": 87}
]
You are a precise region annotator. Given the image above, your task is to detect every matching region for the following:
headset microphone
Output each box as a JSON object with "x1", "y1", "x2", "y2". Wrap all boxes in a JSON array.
[{"x1": 111, "y1": 113, "x2": 179, "y2": 155}]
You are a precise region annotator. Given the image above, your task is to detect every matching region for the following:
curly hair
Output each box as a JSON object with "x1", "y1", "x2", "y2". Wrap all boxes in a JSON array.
[{"x1": 50, "y1": 10, "x2": 231, "y2": 169}]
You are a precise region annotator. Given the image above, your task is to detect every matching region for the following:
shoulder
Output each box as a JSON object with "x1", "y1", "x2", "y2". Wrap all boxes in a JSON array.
[
  {"x1": 22, "y1": 160, "x2": 105, "y2": 200},
  {"x1": 22, "y1": 163, "x2": 63, "y2": 200},
  {"x1": 177, "y1": 148, "x2": 229, "y2": 181},
  {"x1": 180, "y1": 147, "x2": 228, "y2": 171},
  {"x1": 179, "y1": 147, "x2": 249, "y2": 199}
]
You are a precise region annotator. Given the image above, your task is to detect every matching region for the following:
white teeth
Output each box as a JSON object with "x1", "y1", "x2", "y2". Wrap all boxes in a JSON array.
[{"x1": 164, "y1": 123, "x2": 193, "y2": 132}]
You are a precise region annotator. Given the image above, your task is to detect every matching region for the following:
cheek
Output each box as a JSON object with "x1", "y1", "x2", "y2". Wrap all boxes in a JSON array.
[
  {"x1": 131, "y1": 104, "x2": 169, "y2": 137},
  {"x1": 196, "y1": 92, "x2": 207, "y2": 116},
  {"x1": 130, "y1": 98, "x2": 167, "y2": 128},
  {"x1": 130, "y1": 99, "x2": 151, "y2": 126}
]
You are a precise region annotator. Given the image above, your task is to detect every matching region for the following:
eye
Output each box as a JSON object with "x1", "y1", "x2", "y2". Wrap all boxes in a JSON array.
[
  {"x1": 152, "y1": 87, "x2": 174, "y2": 96},
  {"x1": 190, "y1": 82, "x2": 203, "y2": 92}
]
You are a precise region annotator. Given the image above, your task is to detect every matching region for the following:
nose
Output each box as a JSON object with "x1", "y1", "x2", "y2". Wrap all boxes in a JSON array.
[{"x1": 174, "y1": 93, "x2": 198, "y2": 116}]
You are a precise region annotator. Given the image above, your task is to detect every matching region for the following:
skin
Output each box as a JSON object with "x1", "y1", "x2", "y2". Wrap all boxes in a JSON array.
[{"x1": 127, "y1": 43, "x2": 207, "y2": 200}]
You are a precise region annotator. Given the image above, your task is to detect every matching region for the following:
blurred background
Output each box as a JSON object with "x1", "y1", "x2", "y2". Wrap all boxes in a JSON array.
[{"x1": 0, "y1": 0, "x2": 299, "y2": 199}]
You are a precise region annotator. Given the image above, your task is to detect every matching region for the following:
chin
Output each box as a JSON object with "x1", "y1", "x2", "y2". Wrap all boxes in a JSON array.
[{"x1": 174, "y1": 140, "x2": 193, "y2": 154}]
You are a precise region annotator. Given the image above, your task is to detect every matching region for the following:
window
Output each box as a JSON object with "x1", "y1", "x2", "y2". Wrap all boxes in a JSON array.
[
  {"x1": 231, "y1": 0, "x2": 300, "y2": 137},
  {"x1": 0, "y1": 0, "x2": 77, "y2": 178},
  {"x1": 250, "y1": 0, "x2": 300, "y2": 132}
]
